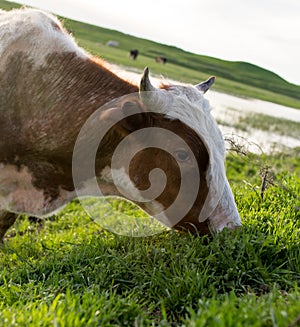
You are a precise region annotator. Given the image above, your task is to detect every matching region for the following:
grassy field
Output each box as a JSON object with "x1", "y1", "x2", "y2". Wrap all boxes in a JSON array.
[
  {"x1": 1, "y1": 149, "x2": 299, "y2": 326},
  {"x1": 1, "y1": 0, "x2": 300, "y2": 109},
  {"x1": 1, "y1": 1, "x2": 300, "y2": 326}
]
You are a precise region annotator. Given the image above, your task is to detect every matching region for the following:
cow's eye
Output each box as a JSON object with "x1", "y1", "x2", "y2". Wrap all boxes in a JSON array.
[{"x1": 174, "y1": 150, "x2": 190, "y2": 162}]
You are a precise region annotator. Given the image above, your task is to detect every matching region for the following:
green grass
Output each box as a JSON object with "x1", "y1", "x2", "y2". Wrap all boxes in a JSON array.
[
  {"x1": 2, "y1": 0, "x2": 300, "y2": 109},
  {"x1": 1, "y1": 1, "x2": 300, "y2": 325},
  {"x1": 1, "y1": 149, "x2": 299, "y2": 326}
]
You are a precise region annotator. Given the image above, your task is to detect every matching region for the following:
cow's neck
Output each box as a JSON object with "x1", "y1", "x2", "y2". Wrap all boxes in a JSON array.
[
  {"x1": 0, "y1": 51, "x2": 138, "y2": 201},
  {"x1": 38, "y1": 51, "x2": 139, "y2": 121},
  {"x1": 1, "y1": 51, "x2": 138, "y2": 155}
]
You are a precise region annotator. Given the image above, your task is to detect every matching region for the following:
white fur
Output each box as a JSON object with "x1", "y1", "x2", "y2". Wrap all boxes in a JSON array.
[
  {"x1": 0, "y1": 8, "x2": 86, "y2": 70},
  {"x1": 208, "y1": 179, "x2": 241, "y2": 232},
  {"x1": 0, "y1": 164, "x2": 73, "y2": 216},
  {"x1": 101, "y1": 166, "x2": 148, "y2": 202}
]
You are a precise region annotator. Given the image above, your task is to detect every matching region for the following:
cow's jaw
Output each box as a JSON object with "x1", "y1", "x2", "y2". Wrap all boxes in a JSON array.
[{"x1": 98, "y1": 165, "x2": 170, "y2": 226}]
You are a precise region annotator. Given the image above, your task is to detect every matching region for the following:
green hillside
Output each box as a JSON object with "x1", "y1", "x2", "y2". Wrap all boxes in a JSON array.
[{"x1": 2, "y1": 0, "x2": 300, "y2": 109}]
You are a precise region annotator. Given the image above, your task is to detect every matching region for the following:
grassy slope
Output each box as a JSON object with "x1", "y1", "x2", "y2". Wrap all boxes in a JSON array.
[{"x1": 1, "y1": 0, "x2": 300, "y2": 109}]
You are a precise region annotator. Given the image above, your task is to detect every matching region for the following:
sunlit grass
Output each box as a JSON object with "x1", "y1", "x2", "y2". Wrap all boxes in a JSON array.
[
  {"x1": 1, "y1": 150, "x2": 299, "y2": 326},
  {"x1": 1, "y1": 1, "x2": 300, "y2": 325},
  {"x1": 79, "y1": 197, "x2": 167, "y2": 237}
]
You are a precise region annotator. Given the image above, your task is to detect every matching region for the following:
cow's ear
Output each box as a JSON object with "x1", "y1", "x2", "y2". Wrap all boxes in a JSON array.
[{"x1": 195, "y1": 76, "x2": 215, "y2": 94}]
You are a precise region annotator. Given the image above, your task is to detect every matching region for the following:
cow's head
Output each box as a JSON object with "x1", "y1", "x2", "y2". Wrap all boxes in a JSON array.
[{"x1": 73, "y1": 68, "x2": 242, "y2": 235}]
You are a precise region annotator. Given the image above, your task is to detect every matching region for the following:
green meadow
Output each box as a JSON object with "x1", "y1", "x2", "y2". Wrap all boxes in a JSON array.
[
  {"x1": 1, "y1": 1, "x2": 300, "y2": 326},
  {"x1": 1, "y1": 149, "x2": 299, "y2": 326}
]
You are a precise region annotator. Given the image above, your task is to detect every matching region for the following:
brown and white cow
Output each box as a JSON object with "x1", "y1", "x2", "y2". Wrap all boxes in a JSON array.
[{"x1": 0, "y1": 8, "x2": 241, "y2": 241}]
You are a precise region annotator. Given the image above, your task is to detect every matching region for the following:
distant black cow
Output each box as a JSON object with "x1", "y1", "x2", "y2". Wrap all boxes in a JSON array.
[
  {"x1": 129, "y1": 49, "x2": 139, "y2": 60},
  {"x1": 155, "y1": 56, "x2": 167, "y2": 64}
]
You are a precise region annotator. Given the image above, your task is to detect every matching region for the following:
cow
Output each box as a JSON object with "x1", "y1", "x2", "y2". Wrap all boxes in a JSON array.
[
  {"x1": 129, "y1": 49, "x2": 139, "y2": 60},
  {"x1": 0, "y1": 8, "x2": 242, "y2": 242},
  {"x1": 155, "y1": 56, "x2": 167, "y2": 64}
]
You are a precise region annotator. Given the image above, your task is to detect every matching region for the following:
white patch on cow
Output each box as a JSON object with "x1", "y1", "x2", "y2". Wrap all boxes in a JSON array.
[
  {"x1": 0, "y1": 164, "x2": 45, "y2": 215},
  {"x1": 100, "y1": 166, "x2": 114, "y2": 184},
  {"x1": 100, "y1": 166, "x2": 146, "y2": 202},
  {"x1": 0, "y1": 8, "x2": 86, "y2": 70},
  {"x1": 0, "y1": 164, "x2": 74, "y2": 217}
]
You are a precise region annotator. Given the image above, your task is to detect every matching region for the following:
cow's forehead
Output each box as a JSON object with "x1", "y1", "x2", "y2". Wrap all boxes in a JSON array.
[
  {"x1": 140, "y1": 85, "x2": 222, "y2": 154},
  {"x1": 151, "y1": 83, "x2": 226, "y2": 175},
  {"x1": 154, "y1": 85, "x2": 212, "y2": 128},
  {"x1": 165, "y1": 84, "x2": 207, "y2": 106}
]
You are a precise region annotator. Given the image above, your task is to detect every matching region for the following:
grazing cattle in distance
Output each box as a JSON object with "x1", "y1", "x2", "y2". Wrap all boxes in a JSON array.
[
  {"x1": 67, "y1": 29, "x2": 74, "y2": 36},
  {"x1": 129, "y1": 49, "x2": 139, "y2": 60},
  {"x1": 0, "y1": 8, "x2": 241, "y2": 242},
  {"x1": 106, "y1": 40, "x2": 119, "y2": 47},
  {"x1": 155, "y1": 56, "x2": 167, "y2": 64}
]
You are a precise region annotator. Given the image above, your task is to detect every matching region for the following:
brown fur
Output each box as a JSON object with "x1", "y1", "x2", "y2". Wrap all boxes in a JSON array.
[{"x1": 124, "y1": 113, "x2": 210, "y2": 235}]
